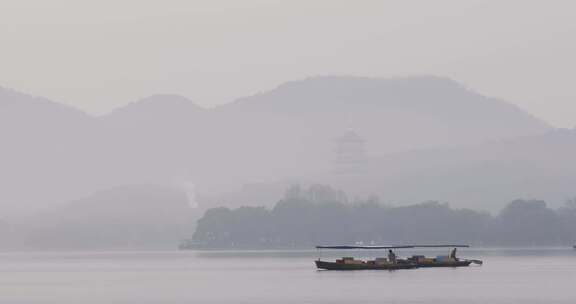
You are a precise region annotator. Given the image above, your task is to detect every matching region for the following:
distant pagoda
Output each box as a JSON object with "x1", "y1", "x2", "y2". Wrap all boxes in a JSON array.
[{"x1": 332, "y1": 129, "x2": 366, "y2": 174}]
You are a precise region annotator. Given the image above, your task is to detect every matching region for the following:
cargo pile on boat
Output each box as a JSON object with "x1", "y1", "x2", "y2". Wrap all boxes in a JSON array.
[
  {"x1": 336, "y1": 257, "x2": 365, "y2": 265},
  {"x1": 335, "y1": 255, "x2": 457, "y2": 266},
  {"x1": 408, "y1": 255, "x2": 454, "y2": 264},
  {"x1": 335, "y1": 257, "x2": 394, "y2": 266},
  {"x1": 372, "y1": 257, "x2": 389, "y2": 265}
]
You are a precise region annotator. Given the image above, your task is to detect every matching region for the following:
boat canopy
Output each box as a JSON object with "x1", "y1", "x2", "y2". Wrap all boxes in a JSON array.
[
  {"x1": 413, "y1": 244, "x2": 470, "y2": 248},
  {"x1": 316, "y1": 245, "x2": 414, "y2": 249},
  {"x1": 315, "y1": 244, "x2": 469, "y2": 249}
]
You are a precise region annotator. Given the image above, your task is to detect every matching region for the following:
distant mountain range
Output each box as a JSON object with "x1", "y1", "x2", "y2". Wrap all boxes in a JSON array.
[{"x1": 0, "y1": 76, "x2": 556, "y2": 216}]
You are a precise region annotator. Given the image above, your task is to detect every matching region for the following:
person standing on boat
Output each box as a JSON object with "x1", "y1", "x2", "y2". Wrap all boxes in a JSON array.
[
  {"x1": 449, "y1": 248, "x2": 457, "y2": 260},
  {"x1": 388, "y1": 249, "x2": 397, "y2": 264}
]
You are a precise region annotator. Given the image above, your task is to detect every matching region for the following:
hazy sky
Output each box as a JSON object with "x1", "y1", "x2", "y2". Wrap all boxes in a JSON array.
[{"x1": 1, "y1": 0, "x2": 575, "y2": 127}]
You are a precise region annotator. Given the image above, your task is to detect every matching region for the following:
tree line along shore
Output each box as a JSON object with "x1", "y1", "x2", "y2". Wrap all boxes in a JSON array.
[{"x1": 190, "y1": 185, "x2": 576, "y2": 249}]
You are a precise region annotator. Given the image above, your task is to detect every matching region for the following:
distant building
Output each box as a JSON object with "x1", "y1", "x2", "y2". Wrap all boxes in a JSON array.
[{"x1": 332, "y1": 129, "x2": 366, "y2": 174}]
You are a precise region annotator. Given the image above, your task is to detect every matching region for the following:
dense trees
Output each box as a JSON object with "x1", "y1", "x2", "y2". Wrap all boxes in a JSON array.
[
  {"x1": 489, "y1": 199, "x2": 564, "y2": 246},
  {"x1": 192, "y1": 185, "x2": 576, "y2": 248}
]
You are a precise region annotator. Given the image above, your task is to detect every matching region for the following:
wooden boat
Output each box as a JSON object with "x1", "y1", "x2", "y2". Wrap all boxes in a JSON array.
[
  {"x1": 315, "y1": 259, "x2": 417, "y2": 270},
  {"x1": 315, "y1": 244, "x2": 482, "y2": 270}
]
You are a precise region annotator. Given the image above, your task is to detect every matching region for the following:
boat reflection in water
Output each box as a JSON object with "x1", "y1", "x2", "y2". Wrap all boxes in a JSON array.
[{"x1": 315, "y1": 245, "x2": 483, "y2": 271}]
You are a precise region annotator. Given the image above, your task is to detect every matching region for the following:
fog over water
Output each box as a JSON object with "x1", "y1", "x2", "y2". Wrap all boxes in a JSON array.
[
  {"x1": 1, "y1": 249, "x2": 575, "y2": 304},
  {"x1": 2, "y1": 75, "x2": 576, "y2": 250}
]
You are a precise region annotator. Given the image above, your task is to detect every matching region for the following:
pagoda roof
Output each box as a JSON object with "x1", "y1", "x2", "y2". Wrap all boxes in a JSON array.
[{"x1": 334, "y1": 129, "x2": 364, "y2": 143}]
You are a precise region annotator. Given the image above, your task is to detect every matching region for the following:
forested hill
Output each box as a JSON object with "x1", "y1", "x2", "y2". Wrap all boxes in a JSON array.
[{"x1": 192, "y1": 185, "x2": 576, "y2": 249}]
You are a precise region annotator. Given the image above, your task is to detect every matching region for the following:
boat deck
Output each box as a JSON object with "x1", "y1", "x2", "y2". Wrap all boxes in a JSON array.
[
  {"x1": 315, "y1": 259, "x2": 474, "y2": 270},
  {"x1": 315, "y1": 260, "x2": 417, "y2": 270}
]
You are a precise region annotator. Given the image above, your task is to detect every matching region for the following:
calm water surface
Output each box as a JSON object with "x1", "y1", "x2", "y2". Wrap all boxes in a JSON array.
[{"x1": 0, "y1": 248, "x2": 575, "y2": 303}]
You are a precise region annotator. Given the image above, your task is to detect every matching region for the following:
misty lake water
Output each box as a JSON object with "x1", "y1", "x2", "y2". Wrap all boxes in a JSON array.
[{"x1": 0, "y1": 248, "x2": 575, "y2": 304}]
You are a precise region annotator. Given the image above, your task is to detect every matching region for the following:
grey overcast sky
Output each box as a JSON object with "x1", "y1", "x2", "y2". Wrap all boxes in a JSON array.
[{"x1": 1, "y1": 0, "x2": 575, "y2": 127}]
